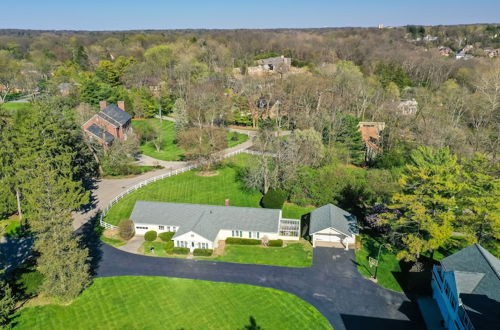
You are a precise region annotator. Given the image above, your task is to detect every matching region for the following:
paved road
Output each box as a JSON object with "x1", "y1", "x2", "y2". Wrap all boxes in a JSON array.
[{"x1": 96, "y1": 244, "x2": 423, "y2": 330}]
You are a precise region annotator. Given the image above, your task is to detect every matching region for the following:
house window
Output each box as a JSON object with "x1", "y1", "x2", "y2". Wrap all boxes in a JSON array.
[
  {"x1": 239, "y1": 231, "x2": 243, "y2": 237},
  {"x1": 256, "y1": 232, "x2": 260, "y2": 239},
  {"x1": 232, "y1": 230, "x2": 242, "y2": 237},
  {"x1": 249, "y1": 232, "x2": 252, "y2": 238},
  {"x1": 159, "y1": 226, "x2": 164, "y2": 230},
  {"x1": 136, "y1": 226, "x2": 148, "y2": 230},
  {"x1": 167, "y1": 226, "x2": 170, "y2": 232}
]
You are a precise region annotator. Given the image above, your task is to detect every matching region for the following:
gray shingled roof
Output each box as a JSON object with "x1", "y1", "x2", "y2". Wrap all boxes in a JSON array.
[
  {"x1": 130, "y1": 201, "x2": 281, "y2": 241},
  {"x1": 97, "y1": 104, "x2": 131, "y2": 127},
  {"x1": 86, "y1": 124, "x2": 115, "y2": 144},
  {"x1": 309, "y1": 204, "x2": 358, "y2": 236},
  {"x1": 441, "y1": 244, "x2": 500, "y2": 329}
]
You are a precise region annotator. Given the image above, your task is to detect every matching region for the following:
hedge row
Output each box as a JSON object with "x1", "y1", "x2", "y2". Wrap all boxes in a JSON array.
[
  {"x1": 193, "y1": 248, "x2": 213, "y2": 256},
  {"x1": 159, "y1": 231, "x2": 175, "y2": 242},
  {"x1": 268, "y1": 239, "x2": 283, "y2": 247},
  {"x1": 226, "y1": 237, "x2": 261, "y2": 245},
  {"x1": 172, "y1": 247, "x2": 190, "y2": 255},
  {"x1": 164, "y1": 241, "x2": 174, "y2": 254}
]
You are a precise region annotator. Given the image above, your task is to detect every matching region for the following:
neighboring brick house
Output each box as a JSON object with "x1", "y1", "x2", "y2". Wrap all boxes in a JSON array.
[
  {"x1": 358, "y1": 122, "x2": 385, "y2": 161},
  {"x1": 82, "y1": 101, "x2": 132, "y2": 146}
]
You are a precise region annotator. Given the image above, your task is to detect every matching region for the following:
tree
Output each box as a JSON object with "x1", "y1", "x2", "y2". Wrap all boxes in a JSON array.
[
  {"x1": 24, "y1": 158, "x2": 90, "y2": 301},
  {"x1": 458, "y1": 153, "x2": 500, "y2": 244},
  {"x1": 331, "y1": 115, "x2": 365, "y2": 166},
  {"x1": 172, "y1": 98, "x2": 189, "y2": 135},
  {"x1": 72, "y1": 45, "x2": 89, "y2": 70},
  {"x1": 0, "y1": 279, "x2": 15, "y2": 326},
  {"x1": 385, "y1": 147, "x2": 462, "y2": 262},
  {"x1": 178, "y1": 127, "x2": 227, "y2": 172},
  {"x1": 0, "y1": 50, "x2": 20, "y2": 103}
]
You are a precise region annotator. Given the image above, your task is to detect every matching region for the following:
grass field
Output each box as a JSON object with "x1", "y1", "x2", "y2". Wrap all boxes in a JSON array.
[
  {"x1": 207, "y1": 241, "x2": 313, "y2": 267},
  {"x1": 1, "y1": 102, "x2": 32, "y2": 112},
  {"x1": 132, "y1": 118, "x2": 248, "y2": 161},
  {"x1": 355, "y1": 234, "x2": 403, "y2": 292},
  {"x1": 104, "y1": 154, "x2": 311, "y2": 225},
  {"x1": 13, "y1": 277, "x2": 332, "y2": 330}
]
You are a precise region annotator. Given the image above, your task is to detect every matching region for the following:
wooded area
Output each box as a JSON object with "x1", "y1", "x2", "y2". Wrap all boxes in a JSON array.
[{"x1": 0, "y1": 25, "x2": 499, "y2": 319}]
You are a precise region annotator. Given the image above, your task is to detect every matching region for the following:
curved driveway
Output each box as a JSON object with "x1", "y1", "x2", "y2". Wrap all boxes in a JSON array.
[{"x1": 96, "y1": 244, "x2": 423, "y2": 330}]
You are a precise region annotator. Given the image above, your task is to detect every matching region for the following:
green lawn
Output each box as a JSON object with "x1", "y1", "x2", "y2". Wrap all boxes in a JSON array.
[
  {"x1": 13, "y1": 277, "x2": 332, "y2": 330},
  {"x1": 104, "y1": 154, "x2": 311, "y2": 226},
  {"x1": 0, "y1": 217, "x2": 22, "y2": 238},
  {"x1": 1, "y1": 102, "x2": 32, "y2": 112},
  {"x1": 355, "y1": 234, "x2": 403, "y2": 292},
  {"x1": 206, "y1": 241, "x2": 313, "y2": 267},
  {"x1": 132, "y1": 118, "x2": 248, "y2": 161}
]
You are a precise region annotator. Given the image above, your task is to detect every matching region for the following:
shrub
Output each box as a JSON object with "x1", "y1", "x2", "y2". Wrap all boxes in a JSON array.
[
  {"x1": 262, "y1": 189, "x2": 287, "y2": 209},
  {"x1": 268, "y1": 239, "x2": 283, "y2": 247},
  {"x1": 159, "y1": 231, "x2": 175, "y2": 242},
  {"x1": 118, "y1": 219, "x2": 135, "y2": 240},
  {"x1": 193, "y1": 248, "x2": 213, "y2": 256},
  {"x1": 164, "y1": 240, "x2": 174, "y2": 253},
  {"x1": 226, "y1": 237, "x2": 261, "y2": 245},
  {"x1": 172, "y1": 247, "x2": 190, "y2": 255},
  {"x1": 144, "y1": 230, "x2": 157, "y2": 242}
]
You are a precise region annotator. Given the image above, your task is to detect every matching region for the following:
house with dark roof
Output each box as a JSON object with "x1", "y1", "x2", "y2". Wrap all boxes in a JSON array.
[
  {"x1": 432, "y1": 244, "x2": 500, "y2": 329},
  {"x1": 306, "y1": 204, "x2": 358, "y2": 250},
  {"x1": 130, "y1": 201, "x2": 301, "y2": 252},
  {"x1": 82, "y1": 101, "x2": 132, "y2": 146}
]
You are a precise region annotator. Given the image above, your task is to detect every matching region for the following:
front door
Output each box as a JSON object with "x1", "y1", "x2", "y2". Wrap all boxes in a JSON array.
[{"x1": 191, "y1": 242, "x2": 195, "y2": 252}]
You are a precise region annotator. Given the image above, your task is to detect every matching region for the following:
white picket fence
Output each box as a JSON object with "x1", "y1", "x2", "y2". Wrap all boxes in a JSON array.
[{"x1": 99, "y1": 149, "x2": 247, "y2": 229}]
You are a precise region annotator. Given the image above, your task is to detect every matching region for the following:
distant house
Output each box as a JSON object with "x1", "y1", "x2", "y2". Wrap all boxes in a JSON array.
[
  {"x1": 432, "y1": 244, "x2": 500, "y2": 329},
  {"x1": 398, "y1": 98, "x2": 418, "y2": 116},
  {"x1": 306, "y1": 204, "x2": 358, "y2": 250},
  {"x1": 247, "y1": 55, "x2": 292, "y2": 76},
  {"x1": 57, "y1": 82, "x2": 73, "y2": 96},
  {"x1": 82, "y1": 101, "x2": 132, "y2": 146},
  {"x1": 130, "y1": 201, "x2": 301, "y2": 252},
  {"x1": 424, "y1": 35, "x2": 438, "y2": 42},
  {"x1": 484, "y1": 48, "x2": 500, "y2": 58},
  {"x1": 358, "y1": 122, "x2": 385, "y2": 161},
  {"x1": 456, "y1": 45, "x2": 474, "y2": 60},
  {"x1": 438, "y1": 46, "x2": 453, "y2": 56}
]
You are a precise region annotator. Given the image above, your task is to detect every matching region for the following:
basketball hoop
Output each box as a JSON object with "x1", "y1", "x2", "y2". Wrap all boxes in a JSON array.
[{"x1": 369, "y1": 257, "x2": 378, "y2": 267}]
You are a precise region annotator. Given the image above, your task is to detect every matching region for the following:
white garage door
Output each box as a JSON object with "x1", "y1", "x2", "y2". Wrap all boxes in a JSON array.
[{"x1": 314, "y1": 234, "x2": 341, "y2": 243}]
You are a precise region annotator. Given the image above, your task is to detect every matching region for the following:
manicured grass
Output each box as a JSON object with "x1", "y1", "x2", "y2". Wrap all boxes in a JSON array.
[
  {"x1": 104, "y1": 154, "x2": 312, "y2": 226},
  {"x1": 282, "y1": 203, "x2": 315, "y2": 220},
  {"x1": 13, "y1": 277, "x2": 332, "y2": 330},
  {"x1": 355, "y1": 234, "x2": 403, "y2": 292},
  {"x1": 100, "y1": 236, "x2": 127, "y2": 247},
  {"x1": 132, "y1": 119, "x2": 184, "y2": 161},
  {"x1": 142, "y1": 241, "x2": 171, "y2": 257},
  {"x1": 132, "y1": 118, "x2": 249, "y2": 161},
  {"x1": 1, "y1": 102, "x2": 32, "y2": 112},
  {"x1": 0, "y1": 217, "x2": 22, "y2": 238},
  {"x1": 206, "y1": 241, "x2": 313, "y2": 267}
]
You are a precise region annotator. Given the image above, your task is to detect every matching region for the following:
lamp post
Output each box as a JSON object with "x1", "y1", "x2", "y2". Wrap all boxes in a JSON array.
[{"x1": 373, "y1": 243, "x2": 389, "y2": 280}]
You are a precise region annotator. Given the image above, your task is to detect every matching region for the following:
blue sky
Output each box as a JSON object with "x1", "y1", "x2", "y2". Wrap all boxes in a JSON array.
[{"x1": 2, "y1": 0, "x2": 499, "y2": 30}]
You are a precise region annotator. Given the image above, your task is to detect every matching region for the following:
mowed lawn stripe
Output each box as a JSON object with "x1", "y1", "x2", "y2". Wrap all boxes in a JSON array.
[{"x1": 14, "y1": 277, "x2": 332, "y2": 330}]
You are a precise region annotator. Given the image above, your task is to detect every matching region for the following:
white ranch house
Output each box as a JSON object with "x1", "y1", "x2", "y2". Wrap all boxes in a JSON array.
[
  {"x1": 308, "y1": 204, "x2": 358, "y2": 250},
  {"x1": 130, "y1": 201, "x2": 301, "y2": 252}
]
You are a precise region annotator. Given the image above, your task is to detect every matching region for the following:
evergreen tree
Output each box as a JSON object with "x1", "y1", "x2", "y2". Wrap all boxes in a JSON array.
[
  {"x1": 0, "y1": 279, "x2": 15, "y2": 326},
  {"x1": 24, "y1": 158, "x2": 90, "y2": 301},
  {"x1": 72, "y1": 45, "x2": 89, "y2": 70},
  {"x1": 385, "y1": 147, "x2": 461, "y2": 261},
  {"x1": 332, "y1": 115, "x2": 365, "y2": 166}
]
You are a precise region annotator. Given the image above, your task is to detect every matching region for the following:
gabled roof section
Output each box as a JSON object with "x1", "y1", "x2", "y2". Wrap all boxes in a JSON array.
[
  {"x1": 310, "y1": 204, "x2": 358, "y2": 236},
  {"x1": 86, "y1": 124, "x2": 114, "y2": 144},
  {"x1": 441, "y1": 244, "x2": 500, "y2": 329},
  {"x1": 130, "y1": 201, "x2": 281, "y2": 241},
  {"x1": 98, "y1": 104, "x2": 131, "y2": 127}
]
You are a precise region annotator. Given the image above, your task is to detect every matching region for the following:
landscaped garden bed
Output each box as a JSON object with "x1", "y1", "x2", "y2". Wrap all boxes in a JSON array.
[{"x1": 13, "y1": 277, "x2": 332, "y2": 329}]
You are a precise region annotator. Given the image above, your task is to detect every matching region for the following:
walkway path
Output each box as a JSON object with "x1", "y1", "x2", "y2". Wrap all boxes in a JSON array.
[
  {"x1": 118, "y1": 236, "x2": 144, "y2": 254},
  {"x1": 97, "y1": 244, "x2": 423, "y2": 330}
]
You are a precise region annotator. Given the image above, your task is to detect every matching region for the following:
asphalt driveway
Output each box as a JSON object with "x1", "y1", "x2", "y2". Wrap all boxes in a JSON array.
[{"x1": 96, "y1": 245, "x2": 423, "y2": 330}]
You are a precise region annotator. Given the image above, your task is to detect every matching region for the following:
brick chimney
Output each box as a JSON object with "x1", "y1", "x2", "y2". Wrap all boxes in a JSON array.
[
  {"x1": 99, "y1": 101, "x2": 107, "y2": 110},
  {"x1": 225, "y1": 199, "x2": 230, "y2": 206},
  {"x1": 117, "y1": 100, "x2": 125, "y2": 111}
]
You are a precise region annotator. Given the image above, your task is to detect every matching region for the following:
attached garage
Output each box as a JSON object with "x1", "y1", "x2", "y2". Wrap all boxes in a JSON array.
[{"x1": 308, "y1": 204, "x2": 358, "y2": 250}]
